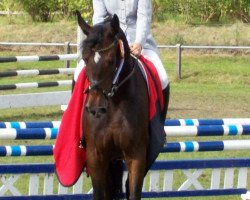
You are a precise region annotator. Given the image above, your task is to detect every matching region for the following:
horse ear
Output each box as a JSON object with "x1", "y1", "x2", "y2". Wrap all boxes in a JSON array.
[
  {"x1": 111, "y1": 14, "x2": 120, "y2": 35},
  {"x1": 75, "y1": 10, "x2": 91, "y2": 35}
]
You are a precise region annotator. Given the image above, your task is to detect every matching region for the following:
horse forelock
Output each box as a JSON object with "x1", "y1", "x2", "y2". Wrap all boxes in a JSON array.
[
  {"x1": 80, "y1": 17, "x2": 130, "y2": 55},
  {"x1": 80, "y1": 20, "x2": 131, "y2": 70},
  {"x1": 83, "y1": 25, "x2": 104, "y2": 51}
]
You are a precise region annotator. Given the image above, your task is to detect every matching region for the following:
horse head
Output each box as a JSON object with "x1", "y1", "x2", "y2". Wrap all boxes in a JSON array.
[{"x1": 76, "y1": 11, "x2": 132, "y2": 119}]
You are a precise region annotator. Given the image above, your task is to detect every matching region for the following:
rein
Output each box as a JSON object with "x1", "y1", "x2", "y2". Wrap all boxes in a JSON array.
[{"x1": 106, "y1": 59, "x2": 135, "y2": 97}]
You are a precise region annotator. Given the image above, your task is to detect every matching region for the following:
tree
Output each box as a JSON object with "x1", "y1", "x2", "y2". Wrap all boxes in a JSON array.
[
  {"x1": 57, "y1": 0, "x2": 93, "y2": 22},
  {"x1": 17, "y1": 0, "x2": 59, "y2": 22},
  {"x1": 153, "y1": 0, "x2": 250, "y2": 24},
  {"x1": 0, "y1": 0, "x2": 21, "y2": 13},
  {"x1": 223, "y1": 0, "x2": 250, "y2": 23}
]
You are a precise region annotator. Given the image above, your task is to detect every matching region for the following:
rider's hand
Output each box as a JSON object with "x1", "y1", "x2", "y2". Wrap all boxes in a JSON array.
[{"x1": 129, "y1": 43, "x2": 142, "y2": 57}]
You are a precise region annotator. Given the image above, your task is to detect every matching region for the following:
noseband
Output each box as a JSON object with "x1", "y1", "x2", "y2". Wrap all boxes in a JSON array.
[{"x1": 84, "y1": 37, "x2": 135, "y2": 98}]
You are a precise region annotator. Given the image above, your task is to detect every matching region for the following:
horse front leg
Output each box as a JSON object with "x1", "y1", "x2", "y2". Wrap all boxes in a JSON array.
[
  {"x1": 87, "y1": 152, "x2": 112, "y2": 200},
  {"x1": 90, "y1": 171, "x2": 106, "y2": 200},
  {"x1": 125, "y1": 148, "x2": 147, "y2": 200}
]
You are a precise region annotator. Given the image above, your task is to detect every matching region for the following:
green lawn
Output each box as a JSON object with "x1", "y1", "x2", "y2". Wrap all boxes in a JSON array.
[{"x1": 0, "y1": 51, "x2": 249, "y2": 199}]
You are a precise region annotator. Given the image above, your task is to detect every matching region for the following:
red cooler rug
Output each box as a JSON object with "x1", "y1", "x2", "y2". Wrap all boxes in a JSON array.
[{"x1": 54, "y1": 55, "x2": 166, "y2": 186}]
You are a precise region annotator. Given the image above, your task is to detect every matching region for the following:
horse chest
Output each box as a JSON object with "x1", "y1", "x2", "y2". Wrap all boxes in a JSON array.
[
  {"x1": 87, "y1": 114, "x2": 135, "y2": 152},
  {"x1": 98, "y1": 118, "x2": 132, "y2": 140},
  {"x1": 84, "y1": 96, "x2": 146, "y2": 156}
]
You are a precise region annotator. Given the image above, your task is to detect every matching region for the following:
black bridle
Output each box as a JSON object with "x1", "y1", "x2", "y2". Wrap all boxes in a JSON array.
[{"x1": 84, "y1": 37, "x2": 135, "y2": 98}]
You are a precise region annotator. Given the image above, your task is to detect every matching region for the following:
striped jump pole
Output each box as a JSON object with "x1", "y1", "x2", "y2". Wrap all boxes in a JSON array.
[
  {"x1": 1, "y1": 118, "x2": 249, "y2": 129},
  {"x1": 165, "y1": 118, "x2": 250, "y2": 126},
  {"x1": 163, "y1": 140, "x2": 250, "y2": 152},
  {"x1": 0, "y1": 128, "x2": 58, "y2": 140},
  {"x1": 1, "y1": 140, "x2": 250, "y2": 156},
  {"x1": 0, "y1": 54, "x2": 78, "y2": 63},
  {"x1": 0, "y1": 121, "x2": 60, "y2": 129},
  {"x1": 0, "y1": 145, "x2": 54, "y2": 156},
  {"x1": 0, "y1": 80, "x2": 72, "y2": 90},
  {"x1": 0, "y1": 68, "x2": 75, "y2": 77},
  {"x1": 165, "y1": 125, "x2": 250, "y2": 137},
  {"x1": 0, "y1": 125, "x2": 250, "y2": 140}
]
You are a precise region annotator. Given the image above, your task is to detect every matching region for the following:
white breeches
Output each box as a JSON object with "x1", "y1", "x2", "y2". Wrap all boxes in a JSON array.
[
  {"x1": 141, "y1": 49, "x2": 169, "y2": 89},
  {"x1": 74, "y1": 49, "x2": 168, "y2": 89},
  {"x1": 74, "y1": 59, "x2": 85, "y2": 82}
]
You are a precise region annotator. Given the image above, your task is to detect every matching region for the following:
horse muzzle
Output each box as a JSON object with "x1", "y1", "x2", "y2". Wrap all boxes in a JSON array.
[
  {"x1": 85, "y1": 91, "x2": 108, "y2": 119},
  {"x1": 85, "y1": 105, "x2": 107, "y2": 118}
]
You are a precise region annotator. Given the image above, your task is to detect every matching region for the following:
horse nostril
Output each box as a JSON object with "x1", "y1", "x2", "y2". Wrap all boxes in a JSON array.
[
  {"x1": 98, "y1": 107, "x2": 107, "y2": 114},
  {"x1": 85, "y1": 106, "x2": 107, "y2": 117},
  {"x1": 85, "y1": 106, "x2": 90, "y2": 113},
  {"x1": 85, "y1": 106, "x2": 96, "y2": 115}
]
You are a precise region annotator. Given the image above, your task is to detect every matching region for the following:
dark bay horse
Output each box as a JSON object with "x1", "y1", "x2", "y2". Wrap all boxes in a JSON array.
[{"x1": 76, "y1": 11, "x2": 168, "y2": 200}]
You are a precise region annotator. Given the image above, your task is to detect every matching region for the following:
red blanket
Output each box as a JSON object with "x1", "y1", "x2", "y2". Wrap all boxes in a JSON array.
[
  {"x1": 54, "y1": 55, "x2": 164, "y2": 186},
  {"x1": 139, "y1": 56, "x2": 164, "y2": 119},
  {"x1": 54, "y1": 69, "x2": 89, "y2": 186}
]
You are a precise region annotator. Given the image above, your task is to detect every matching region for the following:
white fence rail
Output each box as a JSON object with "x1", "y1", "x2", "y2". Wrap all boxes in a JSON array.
[
  {"x1": 164, "y1": 44, "x2": 250, "y2": 79},
  {"x1": 0, "y1": 159, "x2": 249, "y2": 199},
  {"x1": 0, "y1": 11, "x2": 23, "y2": 15}
]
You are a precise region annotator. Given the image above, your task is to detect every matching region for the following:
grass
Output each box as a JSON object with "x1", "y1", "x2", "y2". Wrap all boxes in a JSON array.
[
  {"x1": 152, "y1": 22, "x2": 250, "y2": 46},
  {"x1": 0, "y1": 15, "x2": 250, "y2": 199},
  {"x1": 0, "y1": 53, "x2": 249, "y2": 200}
]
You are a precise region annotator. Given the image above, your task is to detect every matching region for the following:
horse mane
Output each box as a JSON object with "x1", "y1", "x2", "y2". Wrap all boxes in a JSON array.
[{"x1": 117, "y1": 28, "x2": 131, "y2": 60}]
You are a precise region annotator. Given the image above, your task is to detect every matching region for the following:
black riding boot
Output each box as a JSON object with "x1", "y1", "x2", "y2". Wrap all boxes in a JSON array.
[
  {"x1": 161, "y1": 84, "x2": 170, "y2": 124},
  {"x1": 146, "y1": 84, "x2": 170, "y2": 173}
]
